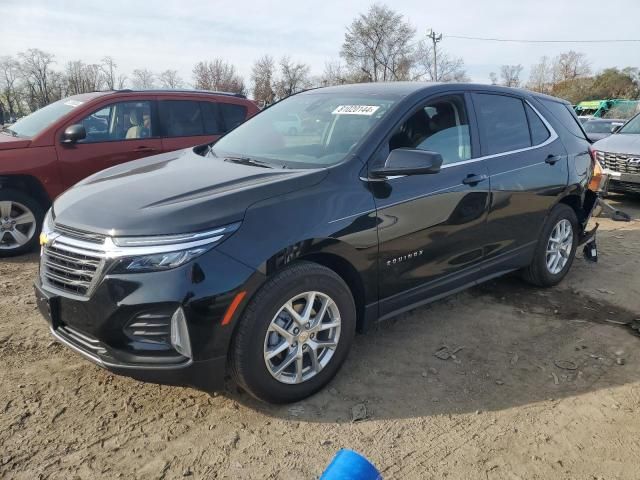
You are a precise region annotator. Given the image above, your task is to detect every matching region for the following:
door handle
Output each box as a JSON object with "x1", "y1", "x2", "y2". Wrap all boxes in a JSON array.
[
  {"x1": 462, "y1": 174, "x2": 488, "y2": 186},
  {"x1": 134, "y1": 146, "x2": 158, "y2": 153},
  {"x1": 545, "y1": 154, "x2": 563, "y2": 165}
]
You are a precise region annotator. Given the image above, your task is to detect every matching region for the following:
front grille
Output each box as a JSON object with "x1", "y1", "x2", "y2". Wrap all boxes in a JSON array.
[
  {"x1": 54, "y1": 224, "x2": 106, "y2": 244},
  {"x1": 41, "y1": 243, "x2": 103, "y2": 297},
  {"x1": 124, "y1": 312, "x2": 172, "y2": 346},
  {"x1": 597, "y1": 151, "x2": 640, "y2": 175},
  {"x1": 57, "y1": 324, "x2": 107, "y2": 355}
]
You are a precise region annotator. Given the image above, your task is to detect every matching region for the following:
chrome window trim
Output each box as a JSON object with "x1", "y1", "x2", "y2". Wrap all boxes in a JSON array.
[{"x1": 363, "y1": 99, "x2": 558, "y2": 181}]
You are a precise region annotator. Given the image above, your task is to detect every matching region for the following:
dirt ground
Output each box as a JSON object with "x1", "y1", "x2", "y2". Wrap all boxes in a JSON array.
[{"x1": 1, "y1": 195, "x2": 639, "y2": 480}]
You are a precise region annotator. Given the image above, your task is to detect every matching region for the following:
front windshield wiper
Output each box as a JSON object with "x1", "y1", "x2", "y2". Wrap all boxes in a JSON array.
[
  {"x1": 223, "y1": 156, "x2": 274, "y2": 169},
  {"x1": 1, "y1": 126, "x2": 18, "y2": 137}
]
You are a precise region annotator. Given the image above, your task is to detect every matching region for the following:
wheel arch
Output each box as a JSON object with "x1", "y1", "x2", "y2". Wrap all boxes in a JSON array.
[{"x1": 0, "y1": 175, "x2": 52, "y2": 210}]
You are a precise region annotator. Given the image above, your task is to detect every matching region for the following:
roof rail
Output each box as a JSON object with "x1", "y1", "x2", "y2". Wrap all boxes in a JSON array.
[{"x1": 113, "y1": 88, "x2": 246, "y2": 98}]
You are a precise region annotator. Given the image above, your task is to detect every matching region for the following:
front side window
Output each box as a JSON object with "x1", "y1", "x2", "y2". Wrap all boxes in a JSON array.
[
  {"x1": 389, "y1": 95, "x2": 471, "y2": 165},
  {"x1": 474, "y1": 94, "x2": 531, "y2": 155},
  {"x1": 160, "y1": 100, "x2": 204, "y2": 137},
  {"x1": 210, "y1": 93, "x2": 398, "y2": 169},
  {"x1": 78, "y1": 101, "x2": 153, "y2": 143}
]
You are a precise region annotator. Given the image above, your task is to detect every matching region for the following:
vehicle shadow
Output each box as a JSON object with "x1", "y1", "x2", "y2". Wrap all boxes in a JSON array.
[{"x1": 229, "y1": 245, "x2": 640, "y2": 423}]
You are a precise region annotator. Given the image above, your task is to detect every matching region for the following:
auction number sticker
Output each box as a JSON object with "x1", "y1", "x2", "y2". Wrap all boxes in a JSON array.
[{"x1": 332, "y1": 105, "x2": 380, "y2": 115}]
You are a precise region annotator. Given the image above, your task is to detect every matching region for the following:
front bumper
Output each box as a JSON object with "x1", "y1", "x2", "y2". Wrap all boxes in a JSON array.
[
  {"x1": 34, "y1": 247, "x2": 261, "y2": 391},
  {"x1": 603, "y1": 170, "x2": 640, "y2": 194}
]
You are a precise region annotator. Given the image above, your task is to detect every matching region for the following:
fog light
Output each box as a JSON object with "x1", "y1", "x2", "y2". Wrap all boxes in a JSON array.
[{"x1": 170, "y1": 307, "x2": 192, "y2": 359}]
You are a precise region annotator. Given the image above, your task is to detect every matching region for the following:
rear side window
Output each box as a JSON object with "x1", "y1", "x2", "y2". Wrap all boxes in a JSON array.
[
  {"x1": 219, "y1": 103, "x2": 247, "y2": 132},
  {"x1": 540, "y1": 99, "x2": 587, "y2": 139},
  {"x1": 525, "y1": 104, "x2": 550, "y2": 145},
  {"x1": 160, "y1": 100, "x2": 204, "y2": 137},
  {"x1": 200, "y1": 101, "x2": 223, "y2": 135},
  {"x1": 474, "y1": 94, "x2": 530, "y2": 155}
]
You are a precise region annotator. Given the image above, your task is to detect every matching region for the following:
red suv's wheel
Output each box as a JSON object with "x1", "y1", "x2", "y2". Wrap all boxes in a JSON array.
[{"x1": 0, "y1": 188, "x2": 44, "y2": 257}]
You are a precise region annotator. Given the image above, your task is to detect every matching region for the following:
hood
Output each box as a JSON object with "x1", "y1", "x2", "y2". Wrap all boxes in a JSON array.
[
  {"x1": 53, "y1": 148, "x2": 327, "y2": 236},
  {"x1": 0, "y1": 133, "x2": 31, "y2": 150},
  {"x1": 593, "y1": 133, "x2": 640, "y2": 154}
]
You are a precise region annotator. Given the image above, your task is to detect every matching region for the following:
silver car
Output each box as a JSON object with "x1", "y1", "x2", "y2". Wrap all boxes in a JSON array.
[{"x1": 592, "y1": 113, "x2": 640, "y2": 195}]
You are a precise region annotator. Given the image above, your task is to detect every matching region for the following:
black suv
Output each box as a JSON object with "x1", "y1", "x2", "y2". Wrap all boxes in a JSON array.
[{"x1": 35, "y1": 83, "x2": 598, "y2": 403}]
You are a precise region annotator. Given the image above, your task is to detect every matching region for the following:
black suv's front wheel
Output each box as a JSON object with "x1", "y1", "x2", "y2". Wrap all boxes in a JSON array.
[{"x1": 229, "y1": 262, "x2": 356, "y2": 403}]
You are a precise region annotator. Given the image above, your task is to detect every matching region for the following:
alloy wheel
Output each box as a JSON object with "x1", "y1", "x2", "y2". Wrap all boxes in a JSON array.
[
  {"x1": 0, "y1": 201, "x2": 37, "y2": 250},
  {"x1": 545, "y1": 218, "x2": 573, "y2": 274},
  {"x1": 264, "y1": 291, "x2": 341, "y2": 385}
]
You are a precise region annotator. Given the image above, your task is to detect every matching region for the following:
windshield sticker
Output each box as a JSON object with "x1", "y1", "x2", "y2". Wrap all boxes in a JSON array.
[
  {"x1": 332, "y1": 105, "x2": 380, "y2": 115},
  {"x1": 64, "y1": 100, "x2": 84, "y2": 107}
]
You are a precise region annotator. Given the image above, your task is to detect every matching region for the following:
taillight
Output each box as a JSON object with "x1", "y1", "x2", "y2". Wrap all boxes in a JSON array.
[{"x1": 588, "y1": 156, "x2": 603, "y2": 192}]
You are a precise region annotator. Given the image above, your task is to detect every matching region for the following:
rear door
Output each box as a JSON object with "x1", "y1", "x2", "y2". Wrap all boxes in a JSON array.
[
  {"x1": 56, "y1": 98, "x2": 162, "y2": 187},
  {"x1": 372, "y1": 92, "x2": 491, "y2": 317},
  {"x1": 471, "y1": 92, "x2": 568, "y2": 266}
]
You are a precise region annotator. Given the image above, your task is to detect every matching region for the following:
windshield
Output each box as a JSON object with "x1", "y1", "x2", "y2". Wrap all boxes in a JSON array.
[
  {"x1": 584, "y1": 121, "x2": 617, "y2": 134},
  {"x1": 210, "y1": 92, "x2": 397, "y2": 168},
  {"x1": 6, "y1": 98, "x2": 85, "y2": 138},
  {"x1": 619, "y1": 114, "x2": 640, "y2": 134}
]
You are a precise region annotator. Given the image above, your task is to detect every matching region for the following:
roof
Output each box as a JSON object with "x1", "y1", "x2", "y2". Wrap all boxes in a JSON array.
[
  {"x1": 302, "y1": 82, "x2": 570, "y2": 104},
  {"x1": 67, "y1": 89, "x2": 246, "y2": 100}
]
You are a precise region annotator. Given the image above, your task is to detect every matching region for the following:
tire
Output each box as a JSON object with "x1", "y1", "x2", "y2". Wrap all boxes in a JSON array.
[
  {"x1": 521, "y1": 204, "x2": 578, "y2": 287},
  {"x1": 0, "y1": 188, "x2": 44, "y2": 257},
  {"x1": 229, "y1": 261, "x2": 356, "y2": 403}
]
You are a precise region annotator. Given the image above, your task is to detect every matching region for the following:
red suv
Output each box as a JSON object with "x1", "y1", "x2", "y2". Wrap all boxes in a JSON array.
[{"x1": 0, "y1": 90, "x2": 258, "y2": 256}]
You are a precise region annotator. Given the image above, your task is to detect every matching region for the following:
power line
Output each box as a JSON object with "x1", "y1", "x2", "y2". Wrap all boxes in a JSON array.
[{"x1": 445, "y1": 35, "x2": 640, "y2": 44}]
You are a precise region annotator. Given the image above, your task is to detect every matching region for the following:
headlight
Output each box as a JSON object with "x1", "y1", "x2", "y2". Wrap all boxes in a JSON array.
[{"x1": 108, "y1": 223, "x2": 240, "y2": 273}]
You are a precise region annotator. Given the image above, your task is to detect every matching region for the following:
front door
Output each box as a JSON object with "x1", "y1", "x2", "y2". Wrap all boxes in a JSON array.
[
  {"x1": 56, "y1": 99, "x2": 162, "y2": 187},
  {"x1": 371, "y1": 93, "x2": 491, "y2": 318}
]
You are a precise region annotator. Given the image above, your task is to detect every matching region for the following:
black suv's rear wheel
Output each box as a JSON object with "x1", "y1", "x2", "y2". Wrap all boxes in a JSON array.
[
  {"x1": 229, "y1": 262, "x2": 356, "y2": 403},
  {"x1": 521, "y1": 203, "x2": 578, "y2": 287},
  {"x1": 0, "y1": 189, "x2": 44, "y2": 257}
]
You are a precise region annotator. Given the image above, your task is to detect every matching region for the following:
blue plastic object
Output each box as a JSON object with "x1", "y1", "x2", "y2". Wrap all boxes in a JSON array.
[{"x1": 320, "y1": 449, "x2": 382, "y2": 480}]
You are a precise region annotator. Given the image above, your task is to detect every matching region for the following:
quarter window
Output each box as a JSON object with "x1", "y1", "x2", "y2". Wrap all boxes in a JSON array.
[
  {"x1": 389, "y1": 95, "x2": 472, "y2": 165},
  {"x1": 540, "y1": 99, "x2": 587, "y2": 139},
  {"x1": 200, "y1": 101, "x2": 223, "y2": 135},
  {"x1": 219, "y1": 103, "x2": 248, "y2": 132},
  {"x1": 474, "y1": 94, "x2": 530, "y2": 155},
  {"x1": 525, "y1": 104, "x2": 550, "y2": 145},
  {"x1": 78, "y1": 101, "x2": 153, "y2": 143}
]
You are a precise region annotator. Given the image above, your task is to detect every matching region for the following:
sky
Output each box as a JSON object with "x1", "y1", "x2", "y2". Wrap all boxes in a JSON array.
[{"x1": 1, "y1": 0, "x2": 639, "y2": 90}]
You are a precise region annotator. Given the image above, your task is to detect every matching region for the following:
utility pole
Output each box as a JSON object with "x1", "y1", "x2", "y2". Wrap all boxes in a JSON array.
[{"x1": 426, "y1": 29, "x2": 443, "y2": 81}]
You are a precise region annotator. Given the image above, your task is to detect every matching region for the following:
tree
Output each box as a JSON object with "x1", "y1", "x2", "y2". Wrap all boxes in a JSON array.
[
  {"x1": 131, "y1": 69, "x2": 156, "y2": 89},
  {"x1": 499, "y1": 64, "x2": 523, "y2": 87},
  {"x1": 413, "y1": 40, "x2": 468, "y2": 82},
  {"x1": 18, "y1": 48, "x2": 58, "y2": 109},
  {"x1": 251, "y1": 55, "x2": 276, "y2": 106},
  {"x1": 321, "y1": 61, "x2": 349, "y2": 86},
  {"x1": 158, "y1": 69, "x2": 183, "y2": 89},
  {"x1": 101, "y1": 56, "x2": 118, "y2": 90},
  {"x1": 489, "y1": 72, "x2": 498, "y2": 85},
  {"x1": 589, "y1": 68, "x2": 639, "y2": 99},
  {"x1": 274, "y1": 56, "x2": 311, "y2": 99},
  {"x1": 550, "y1": 77, "x2": 594, "y2": 105},
  {"x1": 65, "y1": 61, "x2": 104, "y2": 95},
  {"x1": 527, "y1": 56, "x2": 553, "y2": 93},
  {"x1": 192, "y1": 59, "x2": 245, "y2": 95},
  {"x1": 0, "y1": 56, "x2": 23, "y2": 117},
  {"x1": 340, "y1": 4, "x2": 415, "y2": 82},
  {"x1": 552, "y1": 51, "x2": 590, "y2": 83}
]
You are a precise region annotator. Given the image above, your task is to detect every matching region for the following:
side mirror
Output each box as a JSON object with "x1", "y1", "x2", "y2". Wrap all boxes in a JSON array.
[
  {"x1": 61, "y1": 124, "x2": 86, "y2": 144},
  {"x1": 370, "y1": 148, "x2": 443, "y2": 178},
  {"x1": 611, "y1": 124, "x2": 622, "y2": 134}
]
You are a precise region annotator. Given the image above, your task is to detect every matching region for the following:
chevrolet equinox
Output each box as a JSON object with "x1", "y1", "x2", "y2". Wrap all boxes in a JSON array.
[{"x1": 35, "y1": 83, "x2": 599, "y2": 403}]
